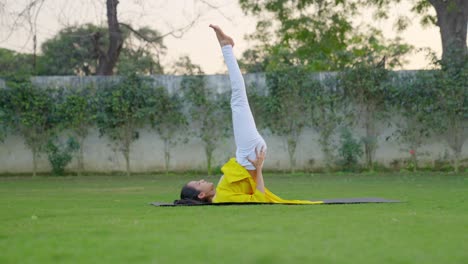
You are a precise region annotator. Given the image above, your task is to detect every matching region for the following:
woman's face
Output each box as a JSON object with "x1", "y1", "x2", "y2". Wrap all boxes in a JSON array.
[{"x1": 187, "y1": 179, "x2": 214, "y2": 194}]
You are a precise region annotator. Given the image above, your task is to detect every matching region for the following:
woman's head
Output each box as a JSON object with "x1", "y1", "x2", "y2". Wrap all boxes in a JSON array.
[{"x1": 176, "y1": 179, "x2": 215, "y2": 204}]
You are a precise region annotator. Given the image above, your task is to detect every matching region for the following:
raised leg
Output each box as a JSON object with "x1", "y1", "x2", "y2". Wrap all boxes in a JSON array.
[{"x1": 210, "y1": 25, "x2": 267, "y2": 170}]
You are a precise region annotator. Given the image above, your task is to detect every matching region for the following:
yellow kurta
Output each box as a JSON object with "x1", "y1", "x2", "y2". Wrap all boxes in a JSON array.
[{"x1": 212, "y1": 158, "x2": 323, "y2": 204}]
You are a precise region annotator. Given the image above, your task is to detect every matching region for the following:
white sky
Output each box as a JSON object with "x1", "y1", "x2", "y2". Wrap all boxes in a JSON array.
[{"x1": 0, "y1": 0, "x2": 445, "y2": 74}]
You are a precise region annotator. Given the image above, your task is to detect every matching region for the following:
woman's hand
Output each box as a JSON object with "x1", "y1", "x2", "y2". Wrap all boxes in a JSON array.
[
  {"x1": 247, "y1": 147, "x2": 266, "y2": 171},
  {"x1": 247, "y1": 147, "x2": 266, "y2": 193}
]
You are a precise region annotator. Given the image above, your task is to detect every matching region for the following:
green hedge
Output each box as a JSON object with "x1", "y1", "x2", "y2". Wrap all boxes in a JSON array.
[{"x1": 0, "y1": 66, "x2": 466, "y2": 175}]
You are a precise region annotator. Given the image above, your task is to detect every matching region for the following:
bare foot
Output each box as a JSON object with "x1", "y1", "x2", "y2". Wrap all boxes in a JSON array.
[{"x1": 209, "y1": 24, "x2": 235, "y2": 47}]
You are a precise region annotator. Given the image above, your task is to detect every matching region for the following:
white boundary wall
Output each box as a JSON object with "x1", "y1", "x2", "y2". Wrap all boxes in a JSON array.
[{"x1": 0, "y1": 74, "x2": 466, "y2": 173}]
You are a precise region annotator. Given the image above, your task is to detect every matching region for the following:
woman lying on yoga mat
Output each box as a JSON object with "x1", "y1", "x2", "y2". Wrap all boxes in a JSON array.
[{"x1": 175, "y1": 25, "x2": 320, "y2": 205}]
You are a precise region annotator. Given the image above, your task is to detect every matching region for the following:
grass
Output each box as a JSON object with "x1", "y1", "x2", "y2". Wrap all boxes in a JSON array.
[{"x1": 0, "y1": 172, "x2": 467, "y2": 264}]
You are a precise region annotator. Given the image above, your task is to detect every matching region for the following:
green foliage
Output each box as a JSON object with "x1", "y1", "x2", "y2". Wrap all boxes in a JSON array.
[
  {"x1": 415, "y1": 57, "x2": 467, "y2": 172},
  {"x1": 345, "y1": 28, "x2": 413, "y2": 69},
  {"x1": 387, "y1": 49, "x2": 467, "y2": 173},
  {"x1": 0, "y1": 115, "x2": 5, "y2": 143},
  {"x1": 410, "y1": 0, "x2": 437, "y2": 27},
  {"x1": 245, "y1": 83, "x2": 269, "y2": 130},
  {"x1": 96, "y1": 73, "x2": 157, "y2": 176},
  {"x1": 1, "y1": 81, "x2": 59, "y2": 176},
  {"x1": 170, "y1": 56, "x2": 204, "y2": 75},
  {"x1": 57, "y1": 85, "x2": 97, "y2": 175},
  {"x1": 117, "y1": 48, "x2": 163, "y2": 75},
  {"x1": 337, "y1": 127, "x2": 363, "y2": 172},
  {"x1": 338, "y1": 48, "x2": 396, "y2": 171},
  {"x1": 390, "y1": 72, "x2": 433, "y2": 171},
  {"x1": 182, "y1": 75, "x2": 231, "y2": 176},
  {"x1": 238, "y1": 0, "x2": 414, "y2": 73},
  {"x1": 151, "y1": 86, "x2": 188, "y2": 173},
  {"x1": 58, "y1": 85, "x2": 97, "y2": 137},
  {"x1": 40, "y1": 24, "x2": 166, "y2": 76},
  {"x1": 45, "y1": 137, "x2": 80, "y2": 176},
  {"x1": 0, "y1": 88, "x2": 8, "y2": 143},
  {"x1": 265, "y1": 66, "x2": 311, "y2": 172},
  {"x1": 40, "y1": 24, "x2": 109, "y2": 75},
  {"x1": 116, "y1": 26, "x2": 166, "y2": 75},
  {"x1": 239, "y1": 5, "x2": 355, "y2": 72},
  {"x1": 0, "y1": 48, "x2": 35, "y2": 79},
  {"x1": 361, "y1": 0, "x2": 438, "y2": 28},
  {"x1": 309, "y1": 76, "x2": 345, "y2": 171}
]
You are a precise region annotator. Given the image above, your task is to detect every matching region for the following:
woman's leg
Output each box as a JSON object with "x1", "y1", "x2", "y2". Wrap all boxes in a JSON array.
[{"x1": 221, "y1": 45, "x2": 267, "y2": 170}]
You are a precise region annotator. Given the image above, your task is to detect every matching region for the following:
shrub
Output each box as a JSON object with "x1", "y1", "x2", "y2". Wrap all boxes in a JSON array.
[
  {"x1": 337, "y1": 127, "x2": 363, "y2": 171},
  {"x1": 45, "y1": 137, "x2": 80, "y2": 176}
]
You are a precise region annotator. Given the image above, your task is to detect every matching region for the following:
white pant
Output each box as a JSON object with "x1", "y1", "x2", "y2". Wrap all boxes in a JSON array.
[{"x1": 222, "y1": 45, "x2": 267, "y2": 170}]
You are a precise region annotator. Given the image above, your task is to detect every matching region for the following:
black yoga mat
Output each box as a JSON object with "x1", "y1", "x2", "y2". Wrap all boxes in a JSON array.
[{"x1": 150, "y1": 198, "x2": 401, "y2": 207}]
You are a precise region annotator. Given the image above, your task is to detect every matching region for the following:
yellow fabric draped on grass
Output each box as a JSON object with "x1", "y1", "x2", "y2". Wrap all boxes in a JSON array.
[{"x1": 212, "y1": 158, "x2": 323, "y2": 204}]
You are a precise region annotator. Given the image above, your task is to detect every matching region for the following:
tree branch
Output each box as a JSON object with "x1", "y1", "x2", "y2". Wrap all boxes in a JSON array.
[
  {"x1": 119, "y1": 14, "x2": 200, "y2": 42},
  {"x1": 119, "y1": 22, "x2": 156, "y2": 42},
  {"x1": 1, "y1": 0, "x2": 46, "y2": 42},
  {"x1": 198, "y1": 0, "x2": 233, "y2": 21},
  {"x1": 91, "y1": 32, "x2": 106, "y2": 60}
]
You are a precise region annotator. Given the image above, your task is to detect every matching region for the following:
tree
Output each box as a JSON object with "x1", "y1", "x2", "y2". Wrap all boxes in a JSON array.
[
  {"x1": 240, "y1": 0, "x2": 468, "y2": 69},
  {"x1": 182, "y1": 75, "x2": 231, "y2": 176},
  {"x1": 427, "y1": 0, "x2": 468, "y2": 64},
  {"x1": 1, "y1": 80, "x2": 58, "y2": 176},
  {"x1": 173, "y1": 56, "x2": 231, "y2": 175},
  {"x1": 366, "y1": 0, "x2": 467, "y2": 65},
  {"x1": 95, "y1": 0, "x2": 123, "y2": 75},
  {"x1": 117, "y1": 47, "x2": 163, "y2": 75},
  {"x1": 265, "y1": 66, "x2": 311, "y2": 172},
  {"x1": 170, "y1": 55, "x2": 204, "y2": 75},
  {"x1": 110, "y1": 25, "x2": 166, "y2": 75},
  {"x1": 40, "y1": 24, "x2": 166, "y2": 76},
  {"x1": 337, "y1": 30, "x2": 412, "y2": 171},
  {"x1": 308, "y1": 75, "x2": 345, "y2": 171},
  {"x1": 239, "y1": 0, "x2": 363, "y2": 72},
  {"x1": 0, "y1": 88, "x2": 8, "y2": 143},
  {"x1": 40, "y1": 24, "x2": 108, "y2": 75},
  {"x1": 0, "y1": 48, "x2": 35, "y2": 79},
  {"x1": 58, "y1": 85, "x2": 97, "y2": 175},
  {"x1": 422, "y1": 59, "x2": 467, "y2": 172},
  {"x1": 1, "y1": 0, "x2": 202, "y2": 76},
  {"x1": 390, "y1": 72, "x2": 435, "y2": 171},
  {"x1": 151, "y1": 86, "x2": 187, "y2": 174},
  {"x1": 391, "y1": 55, "x2": 467, "y2": 173},
  {"x1": 45, "y1": 137, "x2": 80, "y2": 176},
  {"x1": 338, "y1": 60, "x2": 390, "y2": 171},
  {"x1": 96, "y1": 74, "x2": 156, "y2": 176},
  {"x1": 337, "y1": 126, "x2": 364, "y2": 171}
]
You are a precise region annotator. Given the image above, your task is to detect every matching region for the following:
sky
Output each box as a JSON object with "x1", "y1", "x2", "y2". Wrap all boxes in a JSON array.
[{"x1": 0, "y1": 0, "x2": 445, "y2": 74}]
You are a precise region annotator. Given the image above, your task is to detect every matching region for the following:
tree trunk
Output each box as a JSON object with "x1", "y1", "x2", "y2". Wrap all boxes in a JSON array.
[
  {"x1": 32, "y1": 149, "x2": 37, "y2": 177},
  {"x1": 319, "y1": 128, "x2": 333, "y2": 173},
  {"x1": 96, "y1": 0, "x2": 123, "y2": 75},
  {"x1": 164, "y1": 139, "x2": 170, "y2": 175},
  {"x1": 123, "y1": 125, "x2": 131, "y2": 176},
  {"x1": 429, "y1": 0, "x2": 468, "y2": 64},
  {"x1": 77, "y1": 136, "x2": 85, "y2": 176},
  {"x1": 205, "y1": 145, "x2": 213, "y2": 176},
  {"x1": 446, "y1": 118, "x2": 464, "y2": 173},
  {"x1": 287, "y1": 136, "x2": 297, "y2": 173},
  {"x1": 123, "y1": 148, "x2": 130, "y2": 176},
  {"x1": 364, "y1": 110, "x2": 376, "y2": 171},
  {"x1": 453, "y1": 151, "x2": 460, "y2": 173}
]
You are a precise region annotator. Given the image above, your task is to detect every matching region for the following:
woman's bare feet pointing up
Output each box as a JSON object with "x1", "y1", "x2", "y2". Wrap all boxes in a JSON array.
[{"x1": 209, "y1": 24, "x2": 235, "y2": 48}]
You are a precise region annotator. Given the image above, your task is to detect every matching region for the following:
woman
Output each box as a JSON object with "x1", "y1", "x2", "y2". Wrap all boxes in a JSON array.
[{"x1": 175, "y1": 25, "x2": 321, "y2": 205}]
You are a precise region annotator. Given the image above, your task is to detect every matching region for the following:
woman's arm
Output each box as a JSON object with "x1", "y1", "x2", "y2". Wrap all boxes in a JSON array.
[{"x1": 247, "y1": 147, "x2": 266, "y2": 193}]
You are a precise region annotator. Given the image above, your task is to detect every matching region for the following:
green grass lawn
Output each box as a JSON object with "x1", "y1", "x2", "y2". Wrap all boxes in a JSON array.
[{"x1": 0, "y1": 172, "x2": 467, "y2": 264}]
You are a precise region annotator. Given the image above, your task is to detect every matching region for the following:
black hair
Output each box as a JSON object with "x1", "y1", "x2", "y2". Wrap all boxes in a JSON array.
[{"x1": 174, "y1": 184, "x2": 211, "y2": 205}]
